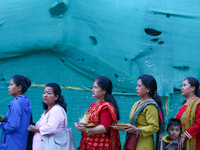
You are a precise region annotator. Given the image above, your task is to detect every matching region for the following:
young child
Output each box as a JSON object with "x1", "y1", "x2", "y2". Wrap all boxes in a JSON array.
[{"x1": 162, "y1": 118, "x2": 184, "y2": 150}]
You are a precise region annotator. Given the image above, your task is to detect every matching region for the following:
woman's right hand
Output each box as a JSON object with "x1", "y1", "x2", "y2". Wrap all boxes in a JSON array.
[
  {"x1": 124, "y1": 124, "x2": 138, "y2": 133},
  {"x1": 27, "y1": 125, "x2": 39, "y2": 132}
]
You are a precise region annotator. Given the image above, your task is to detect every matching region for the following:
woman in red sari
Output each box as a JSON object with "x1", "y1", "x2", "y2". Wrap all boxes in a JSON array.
[
  {"x1": 175, "y1": 77, "x2": 200, "y2": 150},
  {"x1": 75, "y1": 76, "x2": 121, "y2": 150}
]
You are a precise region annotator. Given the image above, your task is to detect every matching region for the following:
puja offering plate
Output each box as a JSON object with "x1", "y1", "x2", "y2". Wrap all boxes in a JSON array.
[
  {"x1": 83, "y1": 123, "x2": 96, "y2": 128},
  {"x1": 83, "y1": 124, "x2": 96, "y2": 128},
  {"x1": 110, "y1": 124, "x2": 129, "y2": 130}
]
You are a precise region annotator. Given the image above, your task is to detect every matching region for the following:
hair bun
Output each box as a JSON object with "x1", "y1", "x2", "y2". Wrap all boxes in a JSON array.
[{"x1": 25, "y1": 77, "x2": 31, "y2": 87}]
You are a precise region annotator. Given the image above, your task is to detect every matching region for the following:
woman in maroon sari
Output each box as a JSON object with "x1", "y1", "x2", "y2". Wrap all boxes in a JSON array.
[{"x1": 75, "y1": 76, "x2": 121, "y2": 150}]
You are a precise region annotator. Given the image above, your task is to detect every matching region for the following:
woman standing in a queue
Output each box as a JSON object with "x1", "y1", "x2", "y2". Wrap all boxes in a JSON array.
[
  {"x1": 123, "y1": 74, "x2": 164, "y2": 150},
  {"x1": 175, "y1": 77, "x2": 200, "y2": 150},
  {"x1": 75, "y1": 76, "x2": 121, "y2": 150},
  {"x1": 0, "y1": 75, "x2": 32, "y2": 150},
  {"x1": 28, "y1": 83, "x2": 67, "y2": 150}
]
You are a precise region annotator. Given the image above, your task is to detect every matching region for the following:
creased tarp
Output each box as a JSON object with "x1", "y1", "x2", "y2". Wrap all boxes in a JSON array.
[{"x1": 0, "y1": 0, "x2": 200, "y2": 147}]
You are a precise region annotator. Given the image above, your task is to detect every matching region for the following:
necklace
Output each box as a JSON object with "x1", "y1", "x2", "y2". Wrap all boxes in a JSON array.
[
  {"x1": 185, "y1": 96, "x2": 196, "y2": 105},
  {"x1": 45, "y1": 105, "x2": 54, "y2": 114}
]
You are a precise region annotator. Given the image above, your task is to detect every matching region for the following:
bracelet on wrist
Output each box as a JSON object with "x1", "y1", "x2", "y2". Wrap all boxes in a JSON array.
[
  {"x1": 85, "y1": 128, "x2": 89, "y2": 133},
  {"x1": 181, "y1": 134, "x2": 186, "y2": 138}
]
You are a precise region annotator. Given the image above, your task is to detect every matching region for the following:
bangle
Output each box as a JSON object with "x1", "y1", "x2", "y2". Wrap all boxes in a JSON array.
[
  {"x1": 181, "y1": 134, "x2": 186, "y2": 138},
  {"x1": 85, "y1": 128, "x2": 89, "y2": 133}
]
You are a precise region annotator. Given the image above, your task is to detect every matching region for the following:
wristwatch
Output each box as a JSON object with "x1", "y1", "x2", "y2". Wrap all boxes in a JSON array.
[{"x1": 136, "y1": 128, "x2": 140, "y2": 134}]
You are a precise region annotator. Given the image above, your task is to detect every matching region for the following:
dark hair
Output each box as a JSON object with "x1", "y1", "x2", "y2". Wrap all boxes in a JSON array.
[
  {"x1": 95, "y1": 76, "x2": 120, "y2": 120},
  {"x1": 42, "y1": 83, "x2": 67, "y2": 112},
  {"x1": 138, "y1": 74, "x2": 165, "y2": 132},
  {"x1": 12, "y1": 75, "x2": 31, "y2": 94},
  {"x1": 166, "y1": 118, "x2": 182, "y2": 133},
  {"x1": 185, "y1": 77, "x2": 200, "y2": 97}
]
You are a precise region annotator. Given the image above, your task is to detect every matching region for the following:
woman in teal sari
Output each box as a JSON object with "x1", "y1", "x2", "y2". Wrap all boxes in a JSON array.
[{"x1": 123, "y1": 75, "x2": 165, "y2": 150}]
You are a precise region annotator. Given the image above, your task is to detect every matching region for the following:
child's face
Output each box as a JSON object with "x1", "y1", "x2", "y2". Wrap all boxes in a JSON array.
[{"x1": 167, "y1": 125, "x2": 181, "y2": 140}]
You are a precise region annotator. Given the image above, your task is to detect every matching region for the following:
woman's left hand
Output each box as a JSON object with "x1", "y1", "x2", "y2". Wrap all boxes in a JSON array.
[
  {"x1": 178, "y1": 135, "x2": 185, "y2": 150},
  {"x1": 27, "y1": 125, "x2": 39, "y2": 132},
  {"x1": 124, "y1": 124, "x2": 137, "y2": 133}
]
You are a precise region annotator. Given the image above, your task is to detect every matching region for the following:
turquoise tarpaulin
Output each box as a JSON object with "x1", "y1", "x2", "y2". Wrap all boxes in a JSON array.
[{"x1": 0, "y1": 0, "x2": 199, "y2": 147}]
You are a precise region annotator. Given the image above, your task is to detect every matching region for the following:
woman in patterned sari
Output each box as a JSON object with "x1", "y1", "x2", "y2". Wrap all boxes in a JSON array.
[
  {"x1": 175, "y1": 77, "x2": 200, "y2": 150},
  {"x1": 75, "y1": 76, "x2": 121, "y2": 150}
]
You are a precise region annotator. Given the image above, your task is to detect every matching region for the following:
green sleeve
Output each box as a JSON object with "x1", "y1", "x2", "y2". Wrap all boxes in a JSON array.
[{"x1": 140, "y1": 104, "x2": 159, "y2": 137}]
